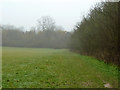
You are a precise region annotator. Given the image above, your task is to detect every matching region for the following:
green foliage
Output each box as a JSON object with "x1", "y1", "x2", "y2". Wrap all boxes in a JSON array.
[
  {"x1": 70, "y1": 2, "x2": 119, "y2": 66},
  {"x1": 2, "y1": 47, "x2": 118, "y2": 88}
]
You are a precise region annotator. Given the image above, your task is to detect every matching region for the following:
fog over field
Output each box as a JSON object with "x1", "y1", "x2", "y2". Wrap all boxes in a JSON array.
[{"x1": 0, "y1": 0, "x2": 119, "y2": 89}]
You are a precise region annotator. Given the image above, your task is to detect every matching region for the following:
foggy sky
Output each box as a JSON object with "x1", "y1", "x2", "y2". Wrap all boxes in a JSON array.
[{"x1": 0, "y1": 0, "x2": 102, "y2": 31}]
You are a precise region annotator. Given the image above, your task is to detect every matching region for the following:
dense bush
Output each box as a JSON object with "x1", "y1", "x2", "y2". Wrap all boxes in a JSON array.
[{"x1": 70, "y1": 2, "x2": 119, "y2": 66}]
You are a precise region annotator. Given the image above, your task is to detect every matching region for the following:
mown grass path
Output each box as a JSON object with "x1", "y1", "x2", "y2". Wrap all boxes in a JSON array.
[{"x1": 2, "y1": 47, "x2": 118, "y2": 88}]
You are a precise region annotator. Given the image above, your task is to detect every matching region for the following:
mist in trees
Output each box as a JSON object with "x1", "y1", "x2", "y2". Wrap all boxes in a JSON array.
[
  {"x1": 70, "y1": 2, "x2": 119, "y2": 66},
  {"x1": 1, "y1": 2, "x2": 119, "y2": 66},
  {"x1": 2, "y1": 16, "x2": 71, "y2": 48},
  {"x1": 37, "y1": 16, "x2": 56, "y2": 31}
]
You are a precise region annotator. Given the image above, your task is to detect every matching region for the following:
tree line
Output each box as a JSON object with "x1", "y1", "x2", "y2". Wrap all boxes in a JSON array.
[
  {"x1": 70, "y1": 2, "x2": 119, "y2": 66},
  {"x1": 1, "y1": 16, "x2": 71, "y2": 49},
  {"x1": 1, "y1": 2, "x2": 119, "y2": 66}
]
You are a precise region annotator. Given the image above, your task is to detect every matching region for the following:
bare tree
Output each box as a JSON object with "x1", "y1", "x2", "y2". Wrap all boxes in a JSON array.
[{"x1": 37, "y1": 16, "x2": 56, "y2": 31}]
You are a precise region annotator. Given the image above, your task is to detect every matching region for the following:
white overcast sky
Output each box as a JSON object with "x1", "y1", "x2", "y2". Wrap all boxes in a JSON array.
[{"x1": 0, "y1": 0, "x2": 103, "y2": 31}]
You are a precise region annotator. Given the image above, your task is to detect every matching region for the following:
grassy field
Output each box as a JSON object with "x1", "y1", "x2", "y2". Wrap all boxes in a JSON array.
[{"x1": 2, "y1": 47, "x2": 118, "y2": 88}]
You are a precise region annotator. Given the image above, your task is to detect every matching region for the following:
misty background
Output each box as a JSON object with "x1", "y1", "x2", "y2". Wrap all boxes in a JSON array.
[
  {"x1": 0, "y1": 0, "x2": 101, "y2": 31},
  {"x1": 0, "y1": 0, "x2": 119, "y2": 66}
]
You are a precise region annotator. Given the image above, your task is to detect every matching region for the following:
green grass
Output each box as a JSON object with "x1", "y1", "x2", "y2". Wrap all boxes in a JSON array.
[{"x1": 2, "y1": 47, "x2": 118, "y2": 88}]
